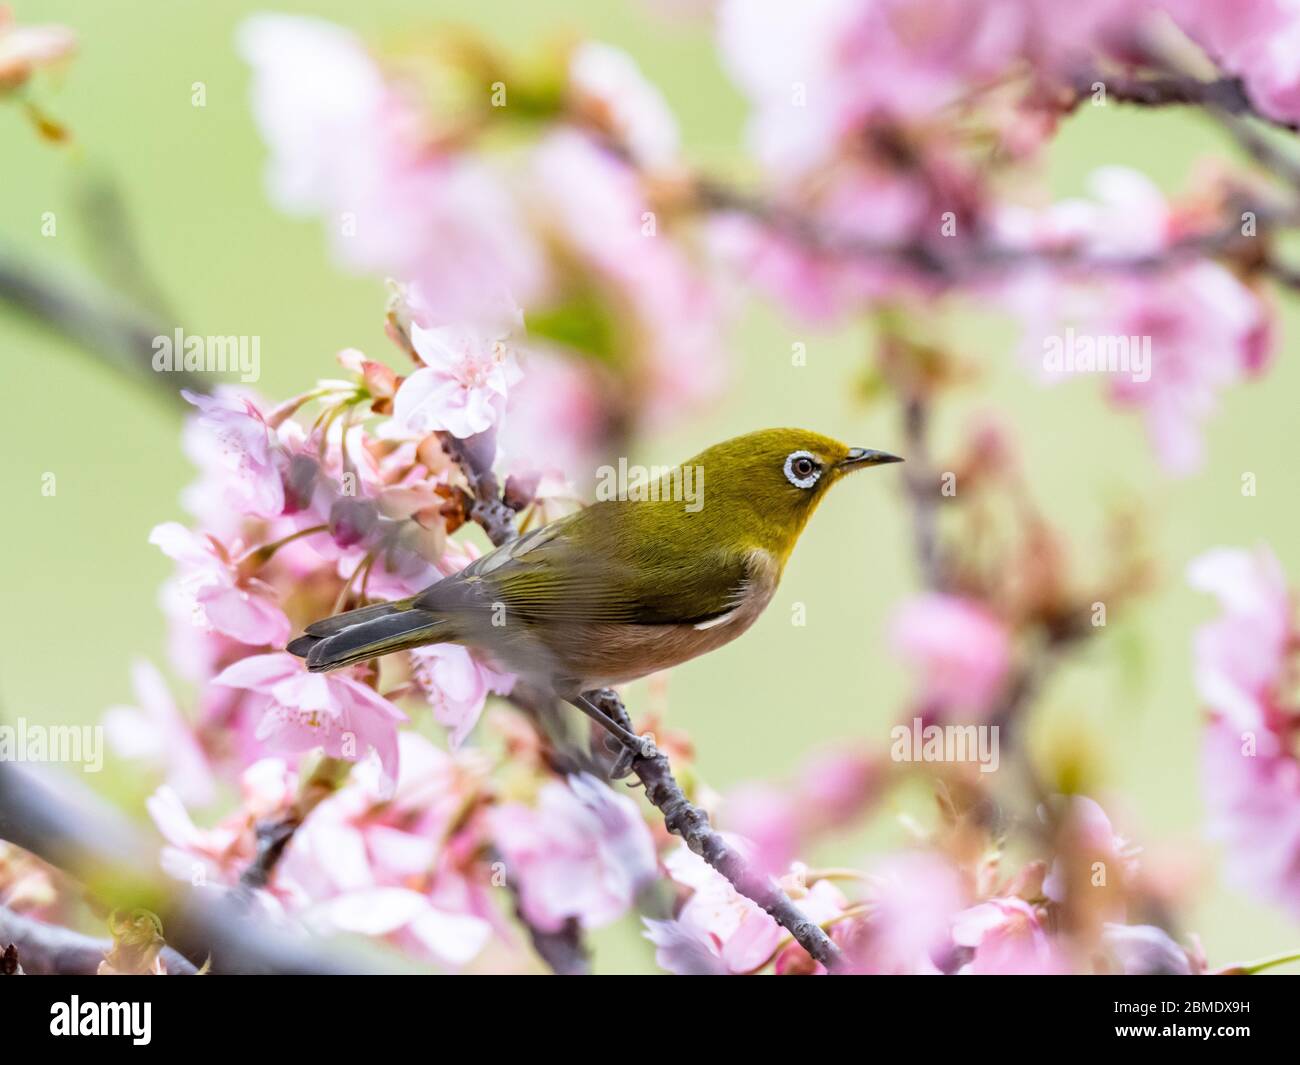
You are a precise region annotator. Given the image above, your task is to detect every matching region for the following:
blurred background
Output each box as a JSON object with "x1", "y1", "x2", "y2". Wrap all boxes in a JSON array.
[{"x1": 2, "y1": 0, "x2": 1297, "y2": 972}]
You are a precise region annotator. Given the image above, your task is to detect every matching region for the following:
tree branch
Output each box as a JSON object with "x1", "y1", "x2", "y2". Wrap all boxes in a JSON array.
[
  {"x1": 1080, "y1": 69, "x2": 1300, "y2": 134},
  {"x1": 438, "y1": 429, "x2": 522, "y2": 547},
  {"x1": 0, "y1": 759, "x2": 396, "y2": 974},
  {"x1": 0, "y1": 244, "x2": 207, "y2": 402},
  {"x1": 588, "y1": 690, "x2": 844, "y2": 971},
  {"x1": 901, "y1": 394, "x2": 946, "y2": 590},
  {"x1": 505, "y1": 877, "x2": 590, "y2": 976},
  {"x1": 0, "y1": 904, "x2": 199, "y2": 976}
]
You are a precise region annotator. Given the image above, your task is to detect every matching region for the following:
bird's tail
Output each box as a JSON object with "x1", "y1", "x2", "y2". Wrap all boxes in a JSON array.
[{"x1": 287, "y1": 597, "x2": 450, "y2": 672}]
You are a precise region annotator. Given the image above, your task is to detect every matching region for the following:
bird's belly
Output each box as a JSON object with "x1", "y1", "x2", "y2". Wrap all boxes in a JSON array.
[
  {"x1": 560, "y1": 615, "x2": 756, "y2": 689},
  {"x1": 556, "y1": 563, "x2": 778, "y2": 691}
]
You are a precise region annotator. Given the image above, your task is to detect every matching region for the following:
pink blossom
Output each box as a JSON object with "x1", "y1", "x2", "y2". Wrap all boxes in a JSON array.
[
  {"x1": 237, "y1": 15, "x2": 388, "y2": 217},
  {"x1": 891, "y1": 593, "x2": 1012, "y2": 718},
  {"x1": 569, "y1": 42, "x2": 679, "y2": 170},
  {"x1": 795, "y1": 748, "x2": 880, "y2": 828},
  {"x1": 147, "y1": 757, "x2": 297, "y2": 889},
  {"x1": 393, "y1": 322, "x2": 523, "y2": 439},
  {"x1": 1201, "y1": 719, "x2": 1300, "y2": 919},
  {"x1": 213, "y1": 653, "x2": 407, "y2": 795},
  {"x1": 528, "y1": 131, "x2": 728, "y2": 423},
  {"x1": 238, "y1": 15, "x2": 544, "y2": 329},
  {"x1": 150, "y1": 522, "x2": 291, "y2": 649},
  {"x1": 389, "y1": 164, "x2": 546, "y2": 331},
  {"x1": 1003, "y1": 166, "x2": 1173, "y2": 261},
  {"x1": 497, "y1": 348, "x2": 606, "y2": 482},
  {"x1": 279, "y1": 735, "x2": 498, "y2": 967},
  {"x1": 409, "y1": 644, "x2": 515, "y2": 749},
  {"x1": 1105, "y1": 263, "x2": 1274, "y2": 476},
  {"x1": 181, "y1": 389, "x2": 285, "y2": 520},
  {"x1": 656, "y1": 839, "x2": 847, "y2": 974},
  {"x1": 283, "y1": 735, "x2": 461, "y2": 894},
  {"x1": 722, "y1": 784, "x2": 801, "y2": 877},
  {"x1": 331, "y1": 540, "x2": 442, "y2": 602},
  {"x1": 1187, "y1": 546, "x2": 1292, "y2": 731},
  {"x1": 722, "y1": 749, "x2": 881, "y2": 878},
  {"x1": 157, "y1": 575, "x2": 246, "y2": 683},
  {"x1": 0, "y1": 8, "x2": 75, "y2": 88},
  {"x1": 1100, "y1": 923, "x2": 1201, "y2": 975},
  {"x1": 1001, "y1": 170, "x2": 1275, "y2": 475},
  {"x1": 707, "y1": 164, "x2": 935, "y2": 323},
  {"x1": 1042, "y1": 795, "x2": 1140, "y2": 913},
  {"x1": 856, "y1": 852, "x2": 968, "y2": 974},
  {"x1": 1166, "y1": 0, "x2": 1300, "y2": 127},
  {"x1": 951, "y1": 897, "x2": 1071, "y2": 974},
  {"x1": 489, "y1": 773, "x2": 657, "y2": 933},
  {"x1": 717, "y1": 0, "x2": 1027, "y2": 173},
  {"x1": 304, "y1": 887, "x2": 493, "y2": 965},
  {"x1": 718, "y1": 1, "x2": 1149, "y2": 174},
  {"x1": 1020, "y1": 1, "x2": 1151, "y2": 76},
  {"x1": 147, "y1": 786, "x2": 244, "y2": 887},
  {"x1": 642, "y1": 917, "x2": 732, "y2": 975},
  {"x1": 1190, "y1": 547, "x2": 1300, "y2": 917},
  {"x1": 103, "y1": 659, "x2": 217, "y2": 807}
]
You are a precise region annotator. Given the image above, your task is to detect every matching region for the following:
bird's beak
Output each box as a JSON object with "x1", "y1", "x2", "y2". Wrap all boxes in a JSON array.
[{"x1": 838, "y1": 447, "x2": 903, "y2": 470}]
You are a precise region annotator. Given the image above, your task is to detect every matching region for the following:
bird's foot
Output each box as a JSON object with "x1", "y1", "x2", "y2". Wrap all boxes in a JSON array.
[
  {"x1": 607, "y1": 732, "x2": 657, "y2": 779},
  {"x1": 570, "y1": 694, "x2": 656, "y2": 776}
]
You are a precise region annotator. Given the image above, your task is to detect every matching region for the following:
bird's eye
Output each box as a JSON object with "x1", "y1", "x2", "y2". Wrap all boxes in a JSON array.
[{"x1": 783, "y1": 450, "x2": 822, "y2": 489}]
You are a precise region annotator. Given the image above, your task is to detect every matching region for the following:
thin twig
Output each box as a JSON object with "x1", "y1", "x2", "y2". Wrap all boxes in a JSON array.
[
  {"x1": 505, "y1": 875, "x2": 590, "y2": 976},
  {"x1": 439, "y1": 430, "x2": 521, "y2": 547},
  {"x1": 0, "y1": 244, "x2": 206, "y2": 401},
  {"x1": 589, "y1": 690, "x2": 844, "y2": 971},
  {"x1": 901, "y1": 394, "x2": 945, "y2": 591}
]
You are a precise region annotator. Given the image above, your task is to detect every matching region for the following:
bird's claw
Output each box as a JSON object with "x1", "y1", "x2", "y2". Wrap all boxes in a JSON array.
[
  {"x1": 606, "y1": 732, "x2": 657, "y2": 780},
  {"x1": 608, "y1": 746, "x2": 638, "y2": 780}
]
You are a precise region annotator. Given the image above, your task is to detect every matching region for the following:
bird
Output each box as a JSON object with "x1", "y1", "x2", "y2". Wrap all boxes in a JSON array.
[{"x1": 288, "y1": 428, "x2": 901, "y2": 750}]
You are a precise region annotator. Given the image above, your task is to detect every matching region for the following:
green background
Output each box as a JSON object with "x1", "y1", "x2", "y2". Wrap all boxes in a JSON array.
[{"x1": 2, "y1": 0, "x2": 1297, "y2": 973}]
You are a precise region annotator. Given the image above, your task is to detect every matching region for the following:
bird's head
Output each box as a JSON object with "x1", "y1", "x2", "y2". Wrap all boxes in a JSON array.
[{"x1": 684, "y1": 428, "x2": 902, "y2": 562}]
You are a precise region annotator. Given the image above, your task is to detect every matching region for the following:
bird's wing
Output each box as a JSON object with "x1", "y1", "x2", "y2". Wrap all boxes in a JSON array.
[{"x1": 419, "y1": 504, "x2": 752, "y2": 627}]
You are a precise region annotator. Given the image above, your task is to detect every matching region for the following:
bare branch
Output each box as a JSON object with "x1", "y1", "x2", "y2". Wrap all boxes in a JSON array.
[
  {"x1": 0, "y1": 904, "x2": 199, "y2": 976},
  {"x1": 505, "y1": 876, "x2": 590, "y2": 976},
  {"x1": 901, "y1": 395, "x2": 946, "y2": 591},
  {"x1": 589, "y1": 690, "x2": 844, "y2": 971},
  {"x1": 0, "y1": 244, "x2": 207, "y2": 402}
]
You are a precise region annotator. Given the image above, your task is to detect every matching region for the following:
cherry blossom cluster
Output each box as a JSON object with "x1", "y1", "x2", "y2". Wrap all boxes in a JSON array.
[{"x1": 6, "y1": 1, "x2": 1300, "y2": 975}]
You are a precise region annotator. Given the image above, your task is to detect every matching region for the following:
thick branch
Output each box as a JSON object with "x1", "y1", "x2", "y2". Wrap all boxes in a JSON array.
[
  {"x1": 0, "y1": 760, "x2": 395, "y2": 974},
  {"x1": 0, "y1": 904, "x2": 199, "y2": 976}
]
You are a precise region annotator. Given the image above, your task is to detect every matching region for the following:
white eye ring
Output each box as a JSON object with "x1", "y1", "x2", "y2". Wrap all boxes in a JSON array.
[{"x1": 784, "y1": 450, "x2": 822, "y2": 489}]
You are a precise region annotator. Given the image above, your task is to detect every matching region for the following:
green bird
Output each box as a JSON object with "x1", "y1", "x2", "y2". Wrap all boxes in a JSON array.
[{"x1": 288, "y1": 428, "x2": 900, "y2": 745}]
